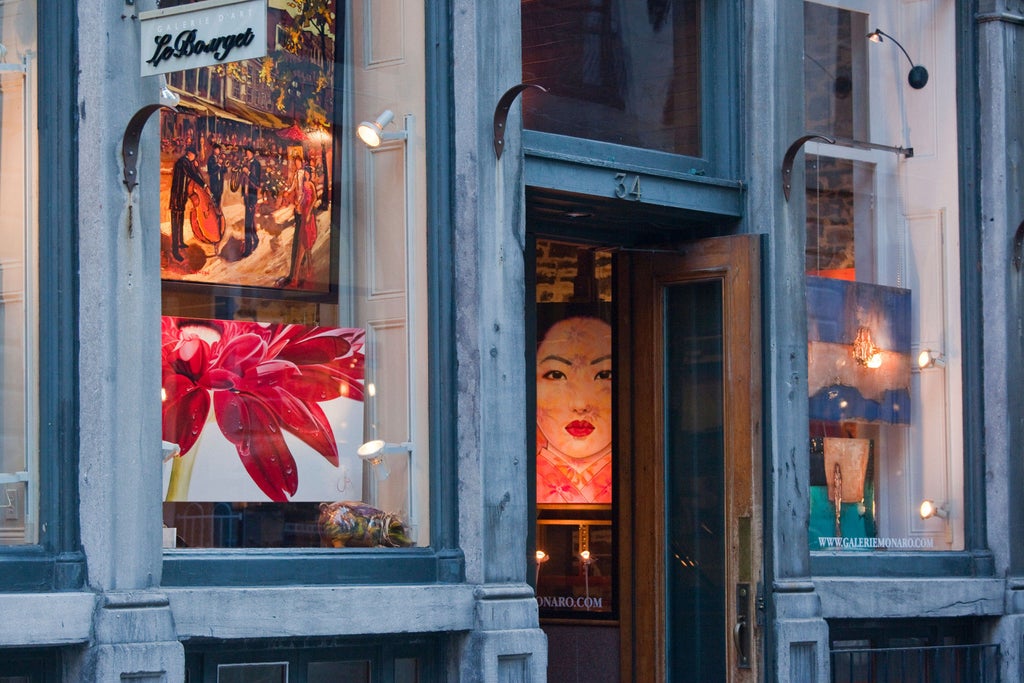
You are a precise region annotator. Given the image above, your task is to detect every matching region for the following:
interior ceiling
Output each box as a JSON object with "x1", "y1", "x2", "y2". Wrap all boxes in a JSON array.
[{"x1": 526, "y1": 187, "x2": 734, "y2": 248}]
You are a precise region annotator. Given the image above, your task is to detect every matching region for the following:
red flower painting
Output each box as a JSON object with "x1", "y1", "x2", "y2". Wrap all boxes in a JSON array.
[{"x1": 161, "y1": 317, "x2": 365, "y2": 502}]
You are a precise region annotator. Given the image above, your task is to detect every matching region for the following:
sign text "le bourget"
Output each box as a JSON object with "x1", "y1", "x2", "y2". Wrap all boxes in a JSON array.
[{"x1": 146, "y1": 28, "x2": 255, "y2": 70}]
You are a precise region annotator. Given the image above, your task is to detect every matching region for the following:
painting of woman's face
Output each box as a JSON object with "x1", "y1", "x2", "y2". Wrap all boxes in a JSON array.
[{"x1": 536, "y1": 316, "x2": 612, "y2": 459}]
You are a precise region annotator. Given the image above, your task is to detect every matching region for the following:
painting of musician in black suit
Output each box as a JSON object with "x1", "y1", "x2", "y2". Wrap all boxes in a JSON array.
[{"x1": 158, "y1": 2, "x2": 338, "y2": 298}]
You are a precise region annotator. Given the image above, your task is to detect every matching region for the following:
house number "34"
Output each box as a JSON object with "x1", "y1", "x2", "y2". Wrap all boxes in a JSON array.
[{"x1": 614, "y1": 173, "x2": 642, "y2": 201}]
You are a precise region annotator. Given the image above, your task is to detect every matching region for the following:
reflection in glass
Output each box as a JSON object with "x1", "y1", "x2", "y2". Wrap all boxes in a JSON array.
[
  {"x1": 307, "y1": 660, "x2": 370, "y2": 683},
  {"x1": 217, "y1": 662, "x2": 287, "y2": 683},
  {"x1": 665, "y1": 280, "x2": 724, "y2": 682},
  {"x1": 0, "y1": 0, "x2": 37, "y2": 547},
  {"x1": 803, "y1": 3, "x2": 869, "y2": 141},
  {"x1": 522, "y1": 0, "x2": 701, "y2": 156}
]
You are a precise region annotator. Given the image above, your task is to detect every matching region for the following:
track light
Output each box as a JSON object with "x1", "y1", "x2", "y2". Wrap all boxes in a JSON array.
[
  {"x1": 917, "y1": 349, "x2": 947, "y2": 369},
  {"x1": 356, "y1": 109, "x2": 407, "y2": 147},
  {"x1": 867, "y1": 28, "x2": 929, "y2": 90},
  {"x1": 356, "y1": 439, "x2": 413, "y2": 482},
  {"x1": 919, "y1": 499, "x2": 949, "y2": 520}
]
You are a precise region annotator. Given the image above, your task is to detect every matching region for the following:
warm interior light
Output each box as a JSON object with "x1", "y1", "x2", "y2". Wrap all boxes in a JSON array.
[
  {"x1": 867, "y1": 30, "x2": 883, "y2": 43},
  {"x1": 356, "y1": 439, "x2": 390, "y2": 481},
  {"x1": 918, "y1": 349, "x2": 946, "y2": 369},
  {"x1": 579, "y1": 550, "x2": 592, "y2": 563},
  {"x1": 356, "y1": 109, "x2": 395, "y2": 148},
  {"x1": 357, "y1": 439, "x2": 385, "y2": 459},
  {"x1": 852, "y1": 326, "x2": 881, "y2": 367},
  {"x1": 919, "y1": 499, "x2": 949, "y2": 520},
  {"x1": 535, "y1": 550, "x2": 549, "y2": 563}
]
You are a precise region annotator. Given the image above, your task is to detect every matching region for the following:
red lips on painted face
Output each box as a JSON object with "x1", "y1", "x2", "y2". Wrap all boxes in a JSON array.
[{"x1": 565, "y1": 420, "x2": 595, "y2": 438}]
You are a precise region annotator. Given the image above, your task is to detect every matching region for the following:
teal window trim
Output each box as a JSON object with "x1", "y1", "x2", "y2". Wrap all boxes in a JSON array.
[
  {"x1": 0, "y1": 0, "x2": 85, "y2": 594},
  {"x1": 524, "y1": 0, "x2": 743, "y2": 184}
]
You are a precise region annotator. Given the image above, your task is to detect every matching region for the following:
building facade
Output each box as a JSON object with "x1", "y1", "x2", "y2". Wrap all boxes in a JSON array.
[{"x1": 0, "y1": 0, "x2": 1022, "y2": 681}]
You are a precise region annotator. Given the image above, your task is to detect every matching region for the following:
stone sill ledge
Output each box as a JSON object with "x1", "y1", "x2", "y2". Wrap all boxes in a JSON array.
[
  {"x1": 166, "y1": 584, "x2": 482, "y2": 639},
  {"x1": 0, "y1": 592, "x2": 96, "y2": 646},
  {"x1": 814, "y1": 577, "x2": 1005, "y2": 619}
]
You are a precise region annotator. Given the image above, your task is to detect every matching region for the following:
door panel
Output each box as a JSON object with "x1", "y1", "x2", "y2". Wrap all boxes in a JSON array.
[{"x1": 619, "y1": 235, "x2": 761, "y2": 682}]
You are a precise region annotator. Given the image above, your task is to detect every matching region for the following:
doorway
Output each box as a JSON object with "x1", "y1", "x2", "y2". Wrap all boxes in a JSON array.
[{"x1": 531, "y1": 234, "x2": 762, "y2": 682}]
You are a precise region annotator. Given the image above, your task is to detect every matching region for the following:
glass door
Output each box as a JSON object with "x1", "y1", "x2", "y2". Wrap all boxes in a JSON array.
[
  {"x1": 532, "y1": 235, "x2": 761, "y2": 682},
  {"x1": 619, "y1": 235, "x2": 761, "y2": 682}
]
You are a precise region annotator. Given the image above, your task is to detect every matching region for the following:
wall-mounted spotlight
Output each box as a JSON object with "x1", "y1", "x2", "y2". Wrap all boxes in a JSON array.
[
  {"x1": 159, "y1": 74, "x2": 180, "y2": 108},
  {"x1": 356, "y1": 439, "x2": 413, "y2": 482},
  {"x1": 867, "y1": 28, "x2": 929, "y2": 90},
  {"x1": 917, "y1": 349, "x2": 947, "y2": 369},
  {"x1": 356, "y1": 109, "x2": 408, "y2": 148},
  {"x1": 919, "y1": 499, "x2": 949, "y2": 520}
]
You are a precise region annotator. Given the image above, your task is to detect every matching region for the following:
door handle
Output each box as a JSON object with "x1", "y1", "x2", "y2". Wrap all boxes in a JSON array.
[{"x1": 735, "y1": 583, "x2": 751, "y2": 668}]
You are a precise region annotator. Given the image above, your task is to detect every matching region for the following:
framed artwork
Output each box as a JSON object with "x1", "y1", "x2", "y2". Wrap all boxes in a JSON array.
[
  {"x1": 535, "y1": 303, "x2": 614, "y2": 505},
  {"x1": 157, "y1": 0, "x2": 341, "y2": 299},
  {"x1": 160, "y1": 316, "x2": 365, "y2": 503}
]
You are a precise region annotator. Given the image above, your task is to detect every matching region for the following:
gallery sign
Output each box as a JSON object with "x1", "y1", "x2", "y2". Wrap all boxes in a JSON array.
[{"x1": 139, "y1": 0, "x2": 267, "y2": 77}]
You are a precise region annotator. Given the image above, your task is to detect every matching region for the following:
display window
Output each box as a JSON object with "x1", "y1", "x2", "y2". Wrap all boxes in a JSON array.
[
  {"x1": 0, "y1": 0, "x2": 38, "y2": 547},
  {"x1": 803, "y1": 1, "x2": 963, "y2": 553},
  {"x1": 533, "y1": 241, "x2": 617, "y2": 620},
  {"x1": 157, "y1": 0, "x2": 429, "y2": 550}
]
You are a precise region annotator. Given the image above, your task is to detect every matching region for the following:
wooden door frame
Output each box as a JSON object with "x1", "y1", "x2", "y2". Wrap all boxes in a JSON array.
[{"x1": 617, "y1": 235, "x2": 762, "y2": 682}]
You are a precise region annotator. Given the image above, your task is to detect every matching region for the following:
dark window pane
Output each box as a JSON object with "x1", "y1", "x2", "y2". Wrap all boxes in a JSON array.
[
  {"x1": 665, "y1": 280, "x2": 725, "y2": 682},
  {"x1": 307, "y1": 660, "x2": 370, "y2": 683},
  {"x1": 803, "y1": 3, "x2": 869, "y2": 140},
  {"x1": 522, "y1": 0, "x2": 701, "y2": 156},
  {"x1": 217, "y1": 662, "x2": 287, "y2": 683}
]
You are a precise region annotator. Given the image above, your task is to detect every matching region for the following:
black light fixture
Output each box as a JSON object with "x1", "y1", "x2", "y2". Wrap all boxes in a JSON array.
[{"x1": 867, "y1": 28, "x2": 929, "y2": 90}]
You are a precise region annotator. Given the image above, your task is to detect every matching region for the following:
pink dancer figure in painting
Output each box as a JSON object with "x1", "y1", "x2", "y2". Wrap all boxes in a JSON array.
[
  {"x1": 277, "y1": 157, "x2": 318, "y2": 288},
  {"x1": 536, "y1": 316, "x2": 613, "y2": 504}
]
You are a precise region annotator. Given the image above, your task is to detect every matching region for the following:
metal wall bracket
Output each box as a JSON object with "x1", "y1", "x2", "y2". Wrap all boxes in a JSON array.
[
  {"x1": 493, "y1": 83, "x2": 547, "y2": 160},
  {"x1": 781, "y1": 134, "x2": 835, "y2": 201},
  {"x1": 122, "y1": 104, "x2": 175, "y2": 191}
]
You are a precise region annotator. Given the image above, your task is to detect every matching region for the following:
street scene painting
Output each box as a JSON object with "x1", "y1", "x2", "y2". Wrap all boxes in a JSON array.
[{"x1": 157, "y1": 0, "x2": 339, "y2": 295}]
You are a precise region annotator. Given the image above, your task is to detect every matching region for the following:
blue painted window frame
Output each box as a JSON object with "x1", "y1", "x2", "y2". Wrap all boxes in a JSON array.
[
  {"x1": 523, "y1": 0, "x2": 743, "y2": 203},
  {"x1": 0, "y1": 2, "x2": 85, "y2": 593}
]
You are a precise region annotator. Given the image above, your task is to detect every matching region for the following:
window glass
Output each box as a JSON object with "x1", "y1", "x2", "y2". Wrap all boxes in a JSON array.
[
  {"x1": 534, "y1": 240, "x2": 616, "y2": 619},
  {"x1": 217, "y1": 662, "x2": 287, "y2": 683},
  {"x1": 521, "y1": 0, "x2": 701, "y2": 156},
  {"x1": 804, "y1": 2, "x2": 963, "y2": 553},
  {"x1": 157, "y1": 0, "x2": 429, "y2": 549},
  {"x1": 0, "y1": 0, "x2": 38, "y2": 547},
  {"x1": 804, "y1": 2, "x2": 869, "y2": 141}
]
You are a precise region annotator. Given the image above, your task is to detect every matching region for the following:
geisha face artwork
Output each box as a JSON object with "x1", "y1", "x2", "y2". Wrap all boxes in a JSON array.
[{"x1": 536, "y1": 316, "x2": 613, "y2": 504}]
